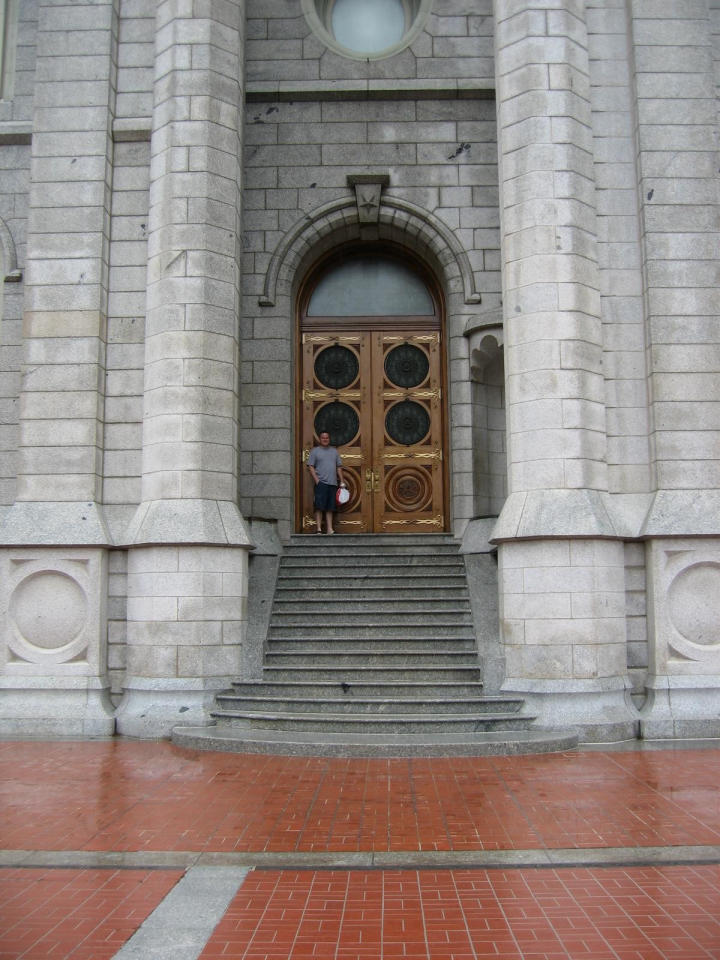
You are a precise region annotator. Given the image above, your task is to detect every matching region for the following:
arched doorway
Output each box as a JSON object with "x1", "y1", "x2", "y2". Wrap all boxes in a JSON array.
[{"x1": 296, "y1": 247, "x2": 448, "y2": 534}]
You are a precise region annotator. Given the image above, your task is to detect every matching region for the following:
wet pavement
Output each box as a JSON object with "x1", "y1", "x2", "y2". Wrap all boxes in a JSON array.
[{"x1": 1, "y1": 739, "x2": 720, "y2": 958}]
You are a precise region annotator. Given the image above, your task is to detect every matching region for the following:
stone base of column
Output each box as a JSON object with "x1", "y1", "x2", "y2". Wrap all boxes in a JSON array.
[
  {"x1": 501, "y1": 678, "x2": 639, "y2": 742},
  {"x1": 119, "y1": 529, "x2": 250, "y2": 739},
  {"x1": 640, "y1": 676, "x2": 720, "y2": 740},
  {"x1": 0, "y1": 677, "x2": 115, "y2": 736},
  {"x1": 115, "y1": 677, "x2": 230, "y2": 739},
  {"x1": 495, "y1": 535, "x2": 638, "y2": 741}
]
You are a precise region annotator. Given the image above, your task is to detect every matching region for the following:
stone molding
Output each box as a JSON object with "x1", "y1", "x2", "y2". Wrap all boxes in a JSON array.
[
  {"x1": 492, "y1": 489, "x2": 720, "y2": 544},
  {"x1": 492, "y1": 490, "x2": 618, "y2": 543},
  {"x1": 124, "y1": 499, "x2": 253, "y2": 549},
  {"x1": 245, "y1": 81, "x2": 495, "y2": 101},
  {"x1": 641, "y1": 491, "x2": 720, "y2": 539},
  {"x1": 0, "y1": 120, "x2": 32, "y2": 145},
  {"x1": 0, "y1": 501, "x2": 113, "y2": 547}
]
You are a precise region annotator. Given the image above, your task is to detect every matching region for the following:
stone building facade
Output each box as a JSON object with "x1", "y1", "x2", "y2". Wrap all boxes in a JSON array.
[{"x1": 0, "y1": 0, "x2": 718, "y2": 743}]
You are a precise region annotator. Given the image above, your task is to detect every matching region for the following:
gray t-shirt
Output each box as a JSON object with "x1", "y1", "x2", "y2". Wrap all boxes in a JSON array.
[{"x1": 308, "y1": 445, "x2": 342, "y2": 485}]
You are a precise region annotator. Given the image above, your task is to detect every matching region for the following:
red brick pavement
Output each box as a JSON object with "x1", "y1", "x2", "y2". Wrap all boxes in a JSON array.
[
  {"x1": 2, "y1": 740, "x2": 720, "y2": 959},
  {"x1": 199, "y1": 866, "x2": 720, "y2": 960},
  {"x1": 0, "y1": 867, "x2": 182, "y2": 960},
  {"x1": 1, "y1": 741, "x2": 719, "y2": 853}
]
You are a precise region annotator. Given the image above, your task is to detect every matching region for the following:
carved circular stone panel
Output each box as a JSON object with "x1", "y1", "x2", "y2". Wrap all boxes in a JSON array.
[
  {"x1": 10, "y1": 570, "x2": 88, "y2": 654},
  {"x1": 668, "y1": 562, "x2": 720, "y2": 649}
]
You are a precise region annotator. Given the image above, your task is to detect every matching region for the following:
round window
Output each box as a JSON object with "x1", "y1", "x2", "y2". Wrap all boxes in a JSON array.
[{"x1": 302, "y1": 0, "x2": 432, "y2": 61}]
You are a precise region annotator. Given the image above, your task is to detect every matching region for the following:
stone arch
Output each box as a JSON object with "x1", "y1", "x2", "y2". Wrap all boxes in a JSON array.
[{"x1": 259, "y1": 195, "x2": 482, "y2": 311}]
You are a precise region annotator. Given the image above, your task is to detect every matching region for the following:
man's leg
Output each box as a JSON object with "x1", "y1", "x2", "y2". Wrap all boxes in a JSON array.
[
  {"x1": 314, "y1": 509, "x2": 322, "y2": 533},
  {"x1": 325, "y1": 510, "x2": 334, "y2": 534}
]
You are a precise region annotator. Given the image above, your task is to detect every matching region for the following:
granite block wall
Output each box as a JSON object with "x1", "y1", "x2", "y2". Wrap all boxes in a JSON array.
[{"x1": 0, "y1": 0, "x2": 718, "y2": 737}]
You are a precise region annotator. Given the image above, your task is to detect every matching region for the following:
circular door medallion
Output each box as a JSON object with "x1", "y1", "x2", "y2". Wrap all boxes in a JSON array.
[
  {"x1": 314, "y1": 344, "x2": 359, "y2": 390},
  {"x1": 314, "y1": 401, "x2": 359, "y2": 447},
  {"x1": 384, "y1": 343, "x2": 429, "y2": 388},
  {"x1": 386, "y1": 466, "x2": 432, "y2": 512},
  {"x1": 385, "y1": 400, "x2": 430, "y2": 446}
]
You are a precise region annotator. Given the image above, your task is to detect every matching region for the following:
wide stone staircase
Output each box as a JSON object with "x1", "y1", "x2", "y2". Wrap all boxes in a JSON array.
[{"x1": 173, "y1": 535, "x2": 578, "y2": 756}]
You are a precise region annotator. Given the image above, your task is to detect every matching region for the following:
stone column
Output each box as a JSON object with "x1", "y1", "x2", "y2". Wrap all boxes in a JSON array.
[
  {"x1": 0, "y1": 0, "x2": 119, "y2": 735},
  {"x1": 491, "y1": 0, "x2": 635, "y2": 738},
  {"x1": 116, "y1": 0, "x2": 252, "y2": 737},
  {"x1": 629, "y1": 1, "x2": 720, "y2": 737}
]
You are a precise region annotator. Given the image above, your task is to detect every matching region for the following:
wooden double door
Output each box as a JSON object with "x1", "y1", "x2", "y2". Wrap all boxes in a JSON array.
[{"x1": 299, "y1": 330, "x2": 446, "y2": 534}]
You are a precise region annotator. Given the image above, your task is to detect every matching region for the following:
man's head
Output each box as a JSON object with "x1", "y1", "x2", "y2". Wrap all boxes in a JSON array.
[{"x1": 319, "y1": 432, "x2": 331, "y2": 446}]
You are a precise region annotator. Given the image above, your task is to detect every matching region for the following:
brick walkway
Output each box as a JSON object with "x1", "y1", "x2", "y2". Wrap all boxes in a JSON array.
[{"x1": 1, "y1": 740, "x2": 720, "y2": 959}]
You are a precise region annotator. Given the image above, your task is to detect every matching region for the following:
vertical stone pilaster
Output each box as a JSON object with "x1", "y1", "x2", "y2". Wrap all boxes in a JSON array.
[
  {"x1": 16, "y1": 0, "x2": 117, "y2": 510},
  {"x1": 629, "y1": 0, "x2": 720, "y2": 505},
  {"x1": 117, "y1": 0, "x2": 252, "y2": 737},
  {"x1": 492, "y1": 0, "x2": 635, "y2": 738},
  {"x1": 495, "y1": 0, "x2": 608, "y2": 502},
  {"x1": 0, "y1": 0, "x2": 119, "y2": 735},
  {"x1": 629, "y1": 1, "x2": 720, "y2": 737}
]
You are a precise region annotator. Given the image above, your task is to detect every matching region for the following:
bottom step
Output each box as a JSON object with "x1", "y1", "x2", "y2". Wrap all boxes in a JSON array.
[{"x1": 171, "y1": 723, "x2": 579, "y2": 758}]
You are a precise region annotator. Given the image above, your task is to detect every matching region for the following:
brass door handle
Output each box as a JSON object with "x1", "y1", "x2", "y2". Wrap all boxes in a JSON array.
[{"x1": 365, "y1": 468, "x2": 379, "y2": 492}]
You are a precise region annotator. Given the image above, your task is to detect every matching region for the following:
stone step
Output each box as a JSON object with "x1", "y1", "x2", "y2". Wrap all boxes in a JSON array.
[
  {"x1": 265, "y1": 652, "x2": 478, "y2": 668},
  {"x1": 228, "y1": 680, "x2": 489, "y2": 698},
  {"x1": 268, "y1": 626, "x2": 474, "y2": 642},
  {"x1": 272, "y1": 598, "x2": 472, "y2": 614},
  {"x1": 288, "y1": 534, "x2": 460, "y2": 551},
  {"x1": 263, "y1": 666, "x2": 482, "y2": 682},
  {"x1": 281, "y1": 553, "x2": 464, "y2": 568},
  {"x1": 215, "y1": 694, "x2": 524, "y2": 717},
  {"x1": 286, "y1": 553, "x2": 463, "y2": 562},
  {"x1": 270, "y1": 598, "x2": 471, "y2": 627},
  {"x1": 172, "y1": 534, "x2": 571, "y2": 758},
  {"x1": 172, "y1": 725, "x2": 580, "y2": 758},
  {"x1": 274, "y1": 585, "x2": 471, "y2": 601},
  {"x1": 276, "y1": 574, "x2": 469, "y2": 589},
  {"x1": 268, "y1": 640, "x2": 477, "y2": 654},
  {"x1": 210, "y1": 711, "x2": 536, "y2": 734}
]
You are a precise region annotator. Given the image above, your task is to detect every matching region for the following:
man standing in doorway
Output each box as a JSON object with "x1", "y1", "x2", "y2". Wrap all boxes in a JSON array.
[{"x1": 307, "y1": 431, "x2": 346, "y2": 534}]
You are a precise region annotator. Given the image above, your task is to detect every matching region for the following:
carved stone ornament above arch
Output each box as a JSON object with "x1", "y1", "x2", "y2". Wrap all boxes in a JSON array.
[
  {"x1": 0, "y1": 216, "x2": 21, "y2": 282},
  {"x1": 258, "y1": 178, "x2": 482, "y2": 308}
]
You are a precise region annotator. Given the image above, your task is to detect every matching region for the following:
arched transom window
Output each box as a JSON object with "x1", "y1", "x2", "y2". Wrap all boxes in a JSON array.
[{"x1": 301, "y1": 251, "x2": 440, "y2": 331}]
